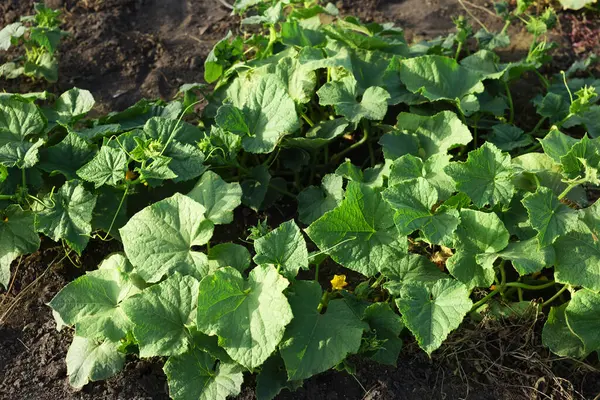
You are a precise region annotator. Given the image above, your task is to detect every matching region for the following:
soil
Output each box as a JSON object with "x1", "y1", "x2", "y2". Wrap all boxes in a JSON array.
[{"x1": 1, "y1": 1, "x2": 600, "y2": 400}]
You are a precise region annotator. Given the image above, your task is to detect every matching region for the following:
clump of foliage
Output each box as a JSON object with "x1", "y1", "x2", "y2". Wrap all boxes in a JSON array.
[
  {"x1": 0, "y1": 3, "x2": 66, "y2": 82},
  {"x1": 0, "y1": 0, "x2": 599, "y2": 399}
]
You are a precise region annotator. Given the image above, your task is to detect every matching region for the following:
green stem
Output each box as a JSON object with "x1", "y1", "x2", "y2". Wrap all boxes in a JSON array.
[
  {"x1": 528, "y1": 116, "x2": 547, "y2": 136},
  {"x1": 316, "y1": 291, "x2": 329, "y2": 312},
  {"x1": 470, "y1": 289, "x2": 501, "y2": 312},
  {"x1": 0, "y1": 194, "x2": 17, "y2": 200},
  {"x1": 558, "y1": 182, "x2": 578, "y2": 200},
  {"x1": 370, "y1": 274, "x2": 385, "y2": 289},
  {"x1": 454, "y1": 41, "x2": 463, "y2": 60},
  {"x1": 540, "y1": 285, "x2": 568, "y2": 308},
  {"x1": 300, "y1": 109, "x2": 315, "y2": 127},
  {"x1": 504, "y1": 281, "x2": 556, "y2": 291},
  {"x1": 503, "y1": 80, "x2": 514, "y2": 124},
  {"x1": 500, "y1": 20, "x2": 510, "y2": 35},
  {"x1": 330, "y1": 121, "x2": 370, "y2": 163},
  {"x1": 314, "y1": 263, "x2": 320, "y2": 282},
  {"x1": 533, "y1": 69, "x2": 550, "y2": 89}
]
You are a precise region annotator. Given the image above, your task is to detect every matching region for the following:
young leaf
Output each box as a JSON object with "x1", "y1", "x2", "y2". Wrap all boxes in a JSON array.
[
  {"x1": 0, "y1": 23, "x2": 27, "y2": 51},
  {"x1": 559, "y1": 135, "x2": 600, "y2": 182},
  {"x1": 522, "y1": 187, "x2": 579, "y2": 246},
  {"x1": 280, "y1": 281, "x2": 368, "y2": 380},
  {"x1": 382, "y1": 178, "x2": 459, "y2": 245},
  {"x1": 187, "y1": 171, "x2": 242, "y2": 225},
  {"x1": 196, "y1": 265, "x2": 293, "y2": 369},
  {"x1": 120, "y1": 193, "x2": 214, "y2": 283},
  {"x1": 253, "y1": 220, "x2": 309, "y2": 280},
  {"x1": 122, "y1": 273, "x2": 199, "y2": 357},
  {"x1": 164, "y1": 347, "x2": 244, "y2": 400},
  {"x1": 445, "y1": 142, "x2": 514, "y2": 208},
  {"x1": 554, "y1": 232, "x2": 600, "y2": 292},
  {"x1": 447, "y1": 209, "x2": 510, "y2": 288},
  {"x1": 306, "y1": 182, "x2": 407, "y2": 277},
  {"x1": 317, "y1": 77, "x2": 390, "y2": 123},
  {"x1": 540, "y1": 129, "x2": 578, "y2": 163},
  {"x1": 207, "y1": 243, "x2": 251, "y2": 273},
  {"x1": 164, "y1": 141, "x2": 207, "y2": 183},
  {"x1": 396, "y1": 279, "x2": 472, "y2": 355},
  {"x1": 55, "y1": 88, "x2": 95, "y2": 123},
  {"x1": 39, "y1": 132, "x2": 97, "y2": 179},
  {"x1": 363, "y1": 303, "x2": 404, "y2": 366},
  {"x1": 488, "y1": 124, "x2": 533, "y2": 151},
  {"x1": 275, "y1": 56, "x2": 317, "y2": 104},
  {"x1": 36, "y1": 180, "x2": 97, "y2": 255},
  {"x1": 66, "y1": 336, "x2": 125, "y2": 389},
  {"x1": 49, "y1": 253, "x2": 139, "y2": 341},
  {"x1": 297, "y1": 173, "x2": 344, "y2": 225},
  {"x1": 0, "y1": 205, "x2": 40, "y2": 289},
  {"x1": 77, "y1": 146, "x2": 128, "y2": 188}
]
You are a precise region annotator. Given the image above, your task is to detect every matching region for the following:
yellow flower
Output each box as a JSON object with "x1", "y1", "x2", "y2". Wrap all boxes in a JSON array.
[{"x1": 330, "y1": 274, "x2": 348, "y2": 291}]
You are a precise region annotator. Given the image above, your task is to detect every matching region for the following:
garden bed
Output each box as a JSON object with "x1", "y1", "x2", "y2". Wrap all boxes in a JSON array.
[{"x1": 1, "y1": 1, "x2": 600, "y2": 400}]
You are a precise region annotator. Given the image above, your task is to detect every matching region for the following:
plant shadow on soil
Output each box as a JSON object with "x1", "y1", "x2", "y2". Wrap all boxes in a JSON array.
[{"x1": 1, "y1": 0, "x2": 600, "y2": 399}]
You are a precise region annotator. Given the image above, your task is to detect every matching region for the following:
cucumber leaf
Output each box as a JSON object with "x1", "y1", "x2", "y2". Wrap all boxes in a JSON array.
[
  {"x1": 187, "y1": 171, "x2": 242, "y2": 225},
  {"x1": 253, "y1": 220, "x2": 308, "y2": 280}
]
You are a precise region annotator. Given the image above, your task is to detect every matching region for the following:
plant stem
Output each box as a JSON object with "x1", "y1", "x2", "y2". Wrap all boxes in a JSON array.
[
  {"x1": 540, "y1": 285, "x2": 568, "y2": 308},
  {"x1": 470, "y1": 289, "x2": 501, "y2": 311},
  {"x1": 370, "y1": 274, "x2": 385, "y2": 289},
  {"x1": 0, "y1": 194, "x2": 17, "y2": 200},
  {"x1": 533, "y1": 69, "x2": 550, "y2": 89},
  {"x1": 300, "y1": 109, "x2": 315, "y2": 127},
  {"x1": 454, "y1": 41, "x2": 463, "y2": 60},
  {"x1": 314, "y1": 262, "x2": 319, "y2": 282},
  {"x1": 330, "y1": 121, "x2": 370, "y2": 163},
  {"x1": 528, "y1": 116, "x2": 547, "y2": 136},
  {"x1": 558, "y1": 182, "x2": 578, "y2": 200},
  {"x1": 503, "y1": 80, "x2": 514, "y2": 124},
  {"x1": 504, "y1": 281, "x2": 556, "y2": 290}
]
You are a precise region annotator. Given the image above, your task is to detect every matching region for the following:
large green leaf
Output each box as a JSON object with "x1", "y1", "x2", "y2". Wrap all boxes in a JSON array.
[
  {"x1": 381, "y1": 253, "x2": 447, "y2": 295},
  {"x1": 39, "y1": 132, "x2": 97, "y2": 179},
  {"x1": 77, "y1": 146, "x2": 128, "y2": 188},
  {"x1": 399, "y1": 55, "x2": 484, "y2": 106},
  {"x1": 447, "y1": 209, "x2": 510, "y2": 288},
  {"x1": 380, "y1": 111, "x2": 472, "y2": 160},
  {"x1": 445, "y1": 142, "x2": 514, "y2": 208},
  {"x1": 66, "y1": 336, "x2": 125, "y2": 388},
  {"x1": 496, "y1": 238, "x2": 555, "y2": 275},
  {"x1": 256, "y1": 354, "x2": 303, "y2": 400},
  {"x1": 382, "y1": 177, "x2": 459, "y2": 245},
  {"x1": 522, "y1": 187, "x2": 580, "y2": 246},
  {"x1": 164, "y1": 347, "x2": 244, "y2": 400},
  {"x1": 0, "y1": 205, "x2": 40, "y2": 289},
  {"x1": 122, "y1": 273, "x2": 199, "y2": 357},
  {"x1": 196, "y1": 265, "x2": 292, "y2": 369},
  {"x1": 542, "y1": 303, "x2": 586, "y2": 358},
  {"x1": 280, "y1": 281, "x2": 367, "y2": 380},
  {"x1": 564, "y1": 289, "x2": 600, "y2": 355},
  {"x1": 554, "y1": 232, "x2": 600, "y2": 292},
  {"x1": 207, "y1": 243, "x2": 251, "y2": 273},
  {"x1": 317, "y1": 77, "x2": 389, "y2": 123},
  {"x1": 217, "y1": 74, "x2": 299, "y2": 153},
  {"x1": 120, "y1": 193, "x2": 214, "y2": 283},
  {"x1": 306, "y1": 182, "x2": 406, "y2": 277},
  {"x1": 389, "y1": 154, "x2": 455, "y2": 200},
  {"x1": 36, "y1": 180, "x2": 97, "y2": 255},
  {"x1": 0, "y1": 139, "x2": 45, "y2": 169},
  {"x1": 187, "y1": 171, "x2": 242, "y2": 225},
  {"x1": 253, "y1": 220, "x2": 308, "y2": 280},
  {"x1": 49, "y1": 253, "x2": 139, "y2": 341},
  {"x1": 396, "y1": 279, "x2": 472, "y2": 354},
  {"x1": 0, "y1": 98, "x2": 46, "y2": 146}
]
